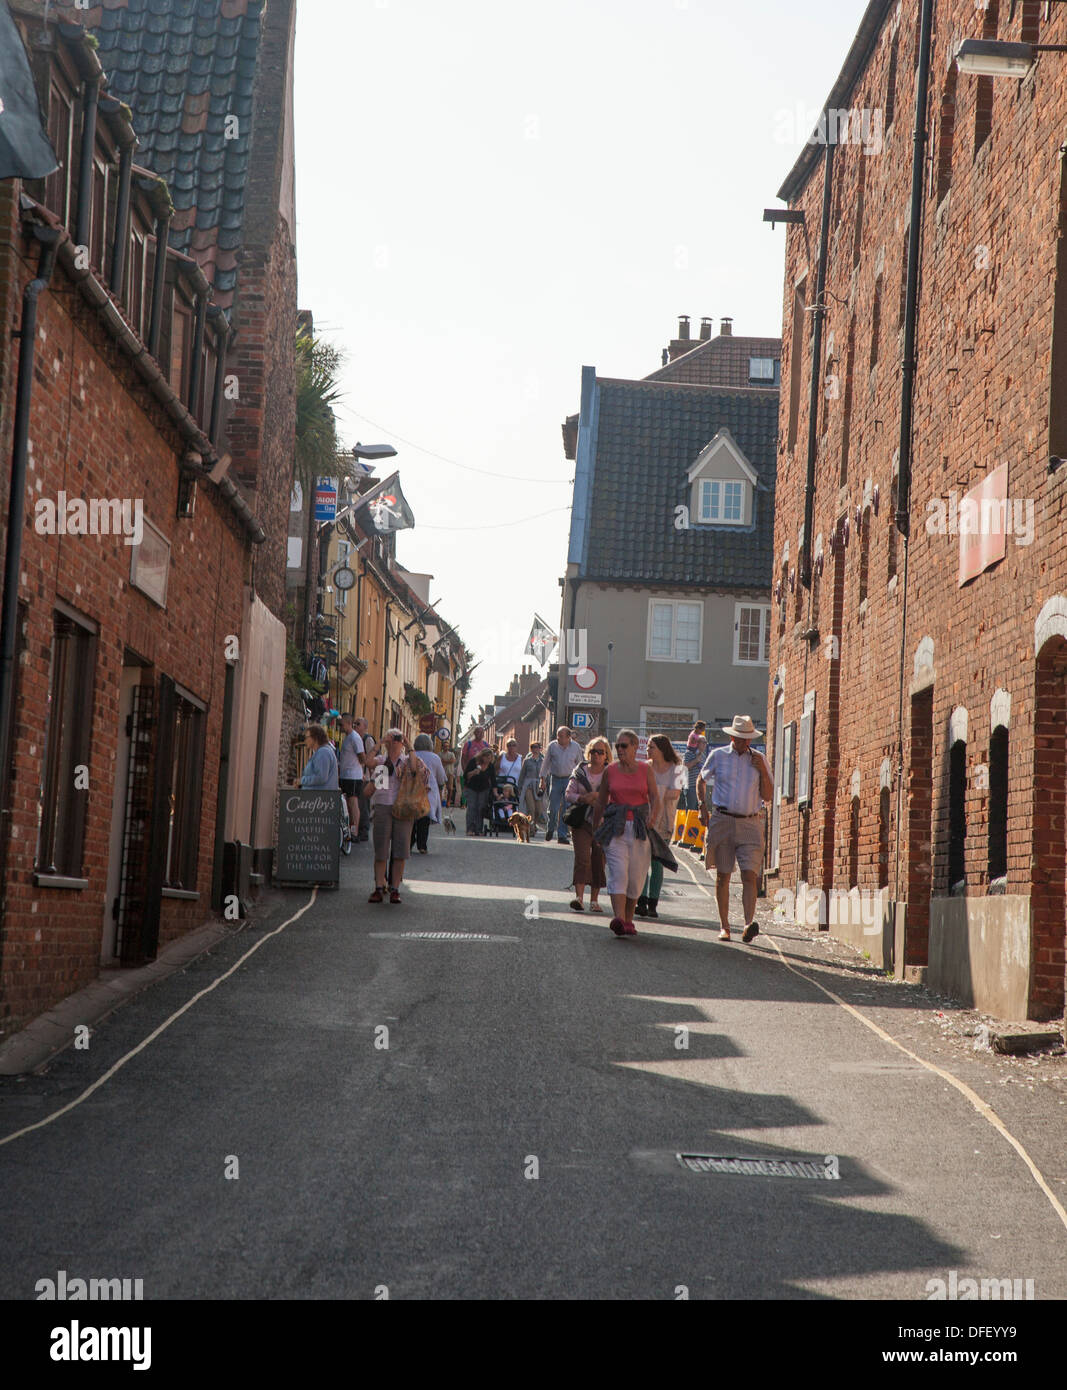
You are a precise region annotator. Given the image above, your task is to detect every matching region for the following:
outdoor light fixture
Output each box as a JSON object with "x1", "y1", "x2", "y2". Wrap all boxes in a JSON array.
[
  {"x1": 955, "y1": 39, "x2": 1039, "y2": 78},
  {"x1": 352, "y1": 442, "x2": 397, "y2": 461}
]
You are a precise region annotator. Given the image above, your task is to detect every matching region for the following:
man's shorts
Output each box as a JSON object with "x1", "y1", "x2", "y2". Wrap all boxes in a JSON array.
[
  {"x1": 341, "y1": 778, "x2": 363, "y2": 799},
  {"x1": 705, "y1": 811, "x2": 764, "y2": 874}
]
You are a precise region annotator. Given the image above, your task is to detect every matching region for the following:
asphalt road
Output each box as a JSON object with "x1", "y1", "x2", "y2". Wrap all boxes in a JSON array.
[{"x1": 1, "y1": 828, "x2": 1064, "y2": 1301}]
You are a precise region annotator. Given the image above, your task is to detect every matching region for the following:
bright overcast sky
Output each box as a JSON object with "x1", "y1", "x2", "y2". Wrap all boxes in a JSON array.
[{"x1": 294, "y1": 0, "x2": 869, "y2": 720}]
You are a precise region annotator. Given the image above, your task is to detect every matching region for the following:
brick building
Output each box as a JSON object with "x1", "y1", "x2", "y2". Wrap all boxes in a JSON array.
[
  {"x1": 768, "y1": 0, "x2": 1065, "y2": 1021},
  {"x1": 0, "y1": 0, "x2": 296, "y2": 1038}
]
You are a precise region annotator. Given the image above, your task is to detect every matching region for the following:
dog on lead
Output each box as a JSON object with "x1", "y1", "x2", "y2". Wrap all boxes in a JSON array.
[
  {"x1": 442, "y1": 815, "x2": 457, "y2": 835},
  {"x1": 509, "y1": 812, "x2": 533, "y2": 843}
]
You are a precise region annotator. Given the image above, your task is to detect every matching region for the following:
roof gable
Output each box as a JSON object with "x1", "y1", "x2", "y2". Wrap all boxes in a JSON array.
[{"x1": 686, "y1": 429, "x2": 758, "y2": 486}]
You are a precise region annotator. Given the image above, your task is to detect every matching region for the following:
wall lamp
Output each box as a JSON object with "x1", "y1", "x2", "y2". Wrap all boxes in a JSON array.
[{"x1": 955, "y1": 38, "x2": 1067, "y2": 79}]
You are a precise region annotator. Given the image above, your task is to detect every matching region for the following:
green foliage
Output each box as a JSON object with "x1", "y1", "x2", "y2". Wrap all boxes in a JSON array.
[
  {"x1": 403, "y1": 682, "x2": 432, "y2": 717},
  {"x1": 286, "y1": 639, "x2": 325, "y2": 698},
  {"x1": 294, "y1": 330, "x2": 345, "y2": 493}
]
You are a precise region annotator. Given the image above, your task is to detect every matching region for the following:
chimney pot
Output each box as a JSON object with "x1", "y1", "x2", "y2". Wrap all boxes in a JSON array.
[
  {"x1": 678, "y1": 314, "x2": 690, "y2": 340},
  {"x1": 699, "y1": 316, "x2": 713, "y2": 341},
  {"x1": 720, "y1": 316, "x2": 733, "y2": 336},
  {"x1": 661, "y1": 348, "x2": 669, "y2": 366}
]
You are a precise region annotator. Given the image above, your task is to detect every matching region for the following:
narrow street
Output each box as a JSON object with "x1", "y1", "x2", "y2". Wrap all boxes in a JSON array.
[{"x1": 2, "y1": 834, "x2": 1064, "y2": 1302}]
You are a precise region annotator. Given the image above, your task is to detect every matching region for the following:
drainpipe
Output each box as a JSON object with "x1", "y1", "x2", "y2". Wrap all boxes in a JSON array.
[
  {"x1": 800, "y1": 142, "x2": 834, "y2": 589},
  {"x1": 0, "y1": 226, "x2": 61, "y2": 930},
  {"x1": 211, "y1": 660, "x2": 236, "y2": 911},
  {"x1": 893, "y1": 0, "x2": 936, "y2": 912},
  {"x1": 208, "y1": 309, "x2": 230, "y2": 445},
  {"x1": 146, "y1": 211, "x2": 171, "y2": 359},
  {"x1": 187, "y1": 289, "x2": 208, "y2": 421},
  {"x1": 73, "y1": 75, "x2": 100, "y2": 252},
  {"x1": 381, "y1": 600, "x2": 391, "y2": 726},
  {"x1": 108, "y1": 139, "x2": 134, "y2": 297}
]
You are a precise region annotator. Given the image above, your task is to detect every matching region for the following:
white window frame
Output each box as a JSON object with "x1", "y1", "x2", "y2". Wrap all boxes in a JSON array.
[
  {"x1": 697, "y1": 478, "x2": 746, "y2": 524},
  {"x1": 749, "y1": 356, "x2": 777, "y2": 382},
  {"x1": 647, "y1": 598, "x2": 704, "y2": 664},
  {"x1": 639, "y1": 705, "x2": 698, "y2": 735},
  {"x1": 733, "y1": 602, "x2": 772, "y2": 666}
]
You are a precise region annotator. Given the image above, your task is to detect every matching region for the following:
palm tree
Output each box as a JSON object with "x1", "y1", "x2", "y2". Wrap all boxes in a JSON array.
[{"x1": 293, "y1": 329, "x2": 346, "y2": 650}]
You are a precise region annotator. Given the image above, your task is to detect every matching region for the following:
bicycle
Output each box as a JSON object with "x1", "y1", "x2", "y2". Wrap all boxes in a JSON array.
[{"x1": 340, "y1": 793, "x2": 353, "y2": 855}]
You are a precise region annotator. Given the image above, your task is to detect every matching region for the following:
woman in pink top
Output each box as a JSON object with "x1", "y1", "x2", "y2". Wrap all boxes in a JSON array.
[{"x1": 591, "y1": 729, "x2": 661, "y2": 936}]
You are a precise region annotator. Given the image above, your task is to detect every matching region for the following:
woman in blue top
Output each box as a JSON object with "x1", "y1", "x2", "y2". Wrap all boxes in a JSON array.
[{"x1": 300, "y1": 724, "x2": 340, "y2": 789}]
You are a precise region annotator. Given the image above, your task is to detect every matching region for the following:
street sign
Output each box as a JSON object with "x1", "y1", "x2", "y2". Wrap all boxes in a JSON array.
[
  {"x1": 568, "y1": 691, "x2": 601, "y2": 706},
  {"x1": 314, "y1": 477, "x2": 338, "y2": 523},
  {"x1": 276, "y1": 789, "x2": 341, "y2": 885},
  {"x1": 572, "y1": 711, "x2": 593, "y2": 729}
]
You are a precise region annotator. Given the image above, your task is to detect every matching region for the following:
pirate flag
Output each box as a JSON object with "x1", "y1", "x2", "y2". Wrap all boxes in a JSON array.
[
  {"x1": 354, "y1": 472, "x2": 415, "y2": 534},
  {"x1": 0, "y1": 2, "x2": 59, "y2": 181},
  {"x1": 525, "y1": 613, "x2": 558, "y2": 667}
]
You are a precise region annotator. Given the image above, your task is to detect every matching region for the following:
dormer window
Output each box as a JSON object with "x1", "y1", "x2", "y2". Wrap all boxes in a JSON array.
[
  {"x1": 686, "y1": 428, "x2": 757, "y2": 528},
  {"x1": 749, "y1": 356, "x2": 779, "y2": 384}
]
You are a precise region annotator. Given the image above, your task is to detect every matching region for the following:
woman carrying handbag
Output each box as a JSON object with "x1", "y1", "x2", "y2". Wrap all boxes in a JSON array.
[
  {"x1": 563, "y1": 737, "x2": 611, "y2": 913},
  {"x1": 368, "y1": 729, "x2": 430, "y2": 903}
]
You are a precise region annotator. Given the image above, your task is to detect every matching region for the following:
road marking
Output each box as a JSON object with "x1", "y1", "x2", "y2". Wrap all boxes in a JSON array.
[
  {"x1": 368, "y1": 931, "x2": 519, "y2": 942},
  {"x1": 676, "y1": 855, "x2": 1067, "y2": 1235},
  {"x1": 0, "y1": 890, "x2": 320, "y2": 1149}
]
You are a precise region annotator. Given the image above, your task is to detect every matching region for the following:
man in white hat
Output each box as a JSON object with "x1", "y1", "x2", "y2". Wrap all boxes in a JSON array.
[{"x1": 696, "y1": 715, "x2": 774, "y2": 943}]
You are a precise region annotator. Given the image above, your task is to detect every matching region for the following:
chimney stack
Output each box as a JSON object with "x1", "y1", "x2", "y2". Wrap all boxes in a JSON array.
[
  {"x1": 661, "y1": 348, "x2": 669, "y2": 366},
  {"x1": 699, "y1": 316, "x2": 713, "y2": 341},
  {"x1": 720, "y1": 316, "x2": 733, "y2": 336},
  {"x1": 666, "y1": 314, "x2": 698, "y2": 363},
  {"x1": 678, "y1": 314, "x2": 690, "y2": 341}
]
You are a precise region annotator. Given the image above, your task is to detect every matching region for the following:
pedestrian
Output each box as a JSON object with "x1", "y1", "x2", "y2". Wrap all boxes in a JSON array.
[
  {"x1": 564, "y1": 735, "x2": 610, "y2": 912},
  {"x1": 300, "y1": 724, "x2": 339, "y2": 789},
  {"x1": 439, "y1": 739, "x2": 457, "y2": 806},
  {"x1": 591, "y1": 729, "x2": 660, "y2": 937},
  {"x1": 411, "y1": 733, "x2": 447, "y2": 854},
  {"x1": 517, "y1": 740, "x2": 545, "y2": 835},
  {"x1": 463, "y1": 748, "x2": 496, "y2": 836},
  {"x1": 367, "y1": 729, "x2": 430, "y2": 904},
  {"x1": 636, "y1": 734, "x2": 684, "y2": 919},
  {"x1": 338, "y1": 713, "x2": 364, "y2": 843},
  {"x1": 696, "y1": 714, "x2": 774, "y2": 943},
  {"x1": 354, "y1": 717, "x2": 375, "y2": 841},
  {"x1": 539, "y1": 725, "x2": 582, "y2": 844},
  {"x1": 497, "y1": 737, "x2": 524, "y2": 788},
  {"x1": 460, "y1": 725, "x2": 489, "y2": 775},
  {"x1": 681, "y1": 720, "x2": 707, "y2": 815}
]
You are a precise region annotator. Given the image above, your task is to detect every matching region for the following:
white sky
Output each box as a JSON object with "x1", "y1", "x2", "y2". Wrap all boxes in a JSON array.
[{"x1": 293, "y1": 0, "x2": 870, "y2": 720}]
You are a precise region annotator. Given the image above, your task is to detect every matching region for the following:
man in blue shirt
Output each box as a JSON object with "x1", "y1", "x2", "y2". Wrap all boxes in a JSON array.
[{"x1": 697, "y1": 715, "x2": 773, "y2": 944}]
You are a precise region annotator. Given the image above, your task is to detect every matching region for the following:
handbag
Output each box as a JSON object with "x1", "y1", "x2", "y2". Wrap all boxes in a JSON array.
[
  {"x1": 562, "y1": 764, "x2": 592, "y2": 828},
  {"x1": 392, "y1": 757, "x2": 430, "y2": 821},
  {"x1": 647, "y1": 824, "x2": 678, "y2": 873}
]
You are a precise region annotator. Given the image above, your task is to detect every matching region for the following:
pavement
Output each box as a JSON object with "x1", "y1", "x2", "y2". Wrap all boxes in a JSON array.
[{"x1": 0, "y1": 827, "x2": 1064, "y2": 1301}]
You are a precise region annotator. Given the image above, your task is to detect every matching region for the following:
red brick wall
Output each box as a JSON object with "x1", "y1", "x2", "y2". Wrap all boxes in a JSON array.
[
  {"x1": 769, "y1": 0, "x2": 1067, "y2": 1015},
  {"x1": 0, "y1": 206, "x2": 248, "y2": 1038}
]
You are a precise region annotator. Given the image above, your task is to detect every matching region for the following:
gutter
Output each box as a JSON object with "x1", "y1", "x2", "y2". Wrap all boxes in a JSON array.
[{"x1": 20, "y1": 198, "x2": 265, "y2": 544}]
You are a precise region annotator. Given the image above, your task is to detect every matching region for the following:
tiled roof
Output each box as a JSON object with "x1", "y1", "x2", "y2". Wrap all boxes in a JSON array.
[
  {"x1": 582, "y1": 379, "x2": 778, "y2": 591},
  {"x1": 85, "y1": 0, "x2": 264, "y2": 302},
  {"x1": 646, "y1": 333, "x2": 782, "y2": 388}
]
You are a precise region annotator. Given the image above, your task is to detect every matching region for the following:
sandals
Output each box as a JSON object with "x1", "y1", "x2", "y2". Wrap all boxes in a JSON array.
[
  {"x1": 389, "y1": 889, "x2": 402, "y2": 904},
  {"x1": 368, "y1": 887, "x2": 385, "y2": 903},
  {"x1": 588, "y1": 902, "x2": 604, "y2": 914},
  {"x1": 719, "y1": 928, "x2": 731, "y2": 941},
  {"x1": 570, "y1": 899, "x2": 585, "y2": 912}
]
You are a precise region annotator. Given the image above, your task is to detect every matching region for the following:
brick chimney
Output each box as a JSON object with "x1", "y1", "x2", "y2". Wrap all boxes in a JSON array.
[
  {"x1": 666, "y1": 314, "x2": 697, "y2": 363},
  {"x1": 720, "y1": 316, "x2": 733, "y2": 336},
  {"x1": 699, "y1": 316, "x2": 713, "y2": 341}
]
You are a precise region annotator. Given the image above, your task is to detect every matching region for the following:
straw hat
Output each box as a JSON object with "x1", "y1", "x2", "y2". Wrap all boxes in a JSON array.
[{"x1": 722, "y1": 714, "x2": 762, "y2": 739}]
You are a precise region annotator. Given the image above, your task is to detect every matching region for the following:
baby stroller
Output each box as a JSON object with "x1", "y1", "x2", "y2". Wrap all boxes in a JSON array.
[{"x1": 486, "y1": 776, "x2": 519, "y2": 837}]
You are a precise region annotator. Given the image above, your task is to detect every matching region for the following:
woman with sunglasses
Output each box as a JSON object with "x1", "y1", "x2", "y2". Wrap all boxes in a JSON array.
[
  {"x1": 563, "y1": 736, "x2": 612, "y2": 913},
  {"x1": 591, "y1": 730, "x2": 661, "y2": 936},
  {"x1": 367, "y1": 728, "x2": 428, "y2": 904}
]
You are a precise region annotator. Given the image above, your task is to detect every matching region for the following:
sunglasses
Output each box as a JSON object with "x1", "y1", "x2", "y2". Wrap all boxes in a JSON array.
[
  {"x1": 590, "y1": 748, "x2": 607, "y2": 756},
  {"x1": 615, "y1": 741, "x2": 632, "y2": 750}
]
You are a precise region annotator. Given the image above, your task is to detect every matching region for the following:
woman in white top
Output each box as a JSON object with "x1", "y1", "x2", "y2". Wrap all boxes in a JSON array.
[
  {"x1": 637, "y1": 734, "x2": 684, "y2": 919},
  {"x1": 497, "y1": 738, "x2": 524, "y2": 788}
]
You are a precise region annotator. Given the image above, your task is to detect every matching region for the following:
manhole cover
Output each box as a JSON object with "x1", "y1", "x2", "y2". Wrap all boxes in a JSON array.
[
  {"x1": 368, "y1": 932, "x2": 519, "y2": 942},
  {"x1": 677, "y1": 1153, "x2": 841, "y2": 1179}
]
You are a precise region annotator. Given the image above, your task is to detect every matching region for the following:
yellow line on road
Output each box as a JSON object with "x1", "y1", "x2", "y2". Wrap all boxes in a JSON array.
[
  {"x1": 677, "y1": 855, "x2": 1067, "y2": 1235},
  {"x1": 0, "y1": 890, "x2": 320, "y2": 1149}
]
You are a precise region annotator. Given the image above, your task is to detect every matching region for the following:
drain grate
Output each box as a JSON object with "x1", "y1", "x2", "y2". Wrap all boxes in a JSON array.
[
  {"x1": 677, "y1": 1153, "x2": 840, "y2": 1180},
  {"x1": 368, "y1": 931, "x2": 519, "y2": 942}
]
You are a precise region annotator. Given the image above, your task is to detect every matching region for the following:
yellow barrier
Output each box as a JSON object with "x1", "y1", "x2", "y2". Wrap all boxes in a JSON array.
[
  {"x1": 682, "y1": 810, "x2": 702, "y2": 847},
  {"x1": 672, "y1": 809, "x2": 687, "y2": 844}
]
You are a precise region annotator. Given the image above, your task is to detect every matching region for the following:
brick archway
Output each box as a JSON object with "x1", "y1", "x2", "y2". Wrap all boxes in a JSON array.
[{"x1": 1032, "y1": 636, "x2": 1067, "y2": 1020}]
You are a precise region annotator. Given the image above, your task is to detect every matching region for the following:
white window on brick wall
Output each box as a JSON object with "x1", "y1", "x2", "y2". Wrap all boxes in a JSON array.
[
  {"x1": 648, "y1": 599, "x2": 703, "y2": 663},
  {"x1": 697, "y1": 478, "x2": 745, "y2": 524},
  {"x1": 734, "y1": 603, "x2": 771, "y2": 665}
]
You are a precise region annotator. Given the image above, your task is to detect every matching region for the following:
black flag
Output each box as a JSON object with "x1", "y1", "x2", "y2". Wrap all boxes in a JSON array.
[
  {"x1": 525, "y1": 614, "x2": 557, "y2": 667},
  {"x1": 354, "y1": 472, "x2": 415, "y2": 534},
  {"x1": 0, "y1": 2, "x2": 59, "y2": 181}
]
